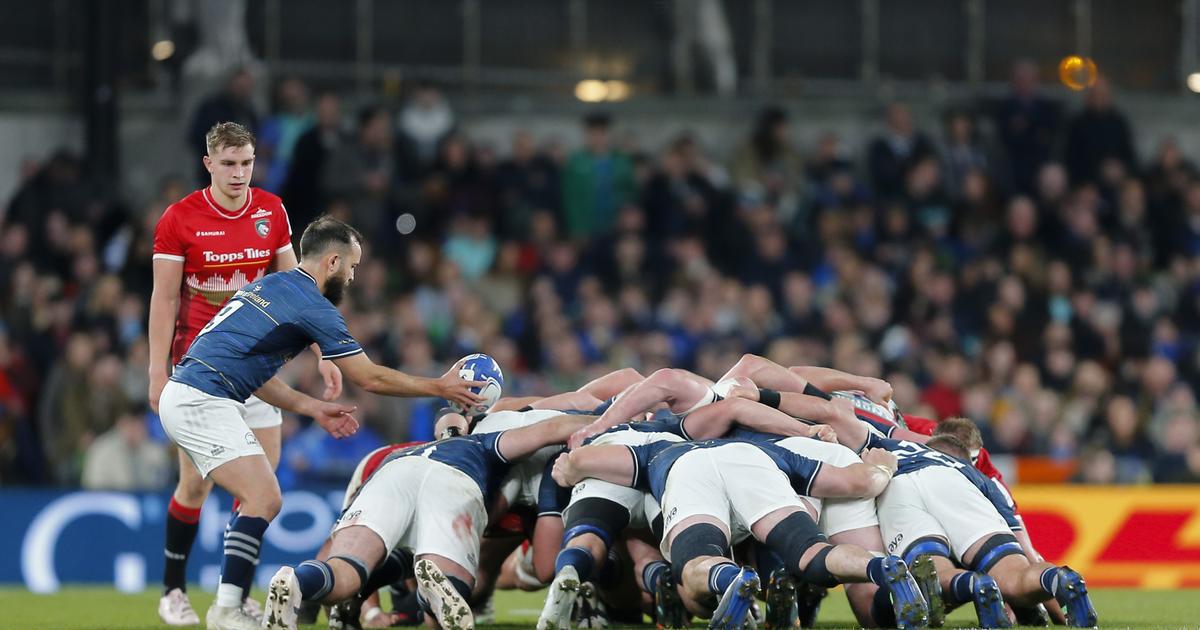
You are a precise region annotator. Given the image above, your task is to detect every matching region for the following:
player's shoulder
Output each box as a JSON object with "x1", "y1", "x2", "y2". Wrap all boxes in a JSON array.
[
  {"x1": 158, "y1": 189, "x2": 206, "y2": 222},
  {"x1": 248, "y1": 188, "x2": 289, "y2": 213}
]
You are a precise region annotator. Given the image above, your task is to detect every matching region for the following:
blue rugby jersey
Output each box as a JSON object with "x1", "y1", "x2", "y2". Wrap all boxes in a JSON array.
[
  {"x1": 627, "y1": 439, "x2": 823, "y2": 502},
  {"x1": 864, "y1": 434, "x2": 1021, "y2": 530},
  {"x1": 375, "y1": 432, "x2": 510, "y2": 502},
  {"x1": 171, "y1": 268, "x2": 362, "y2": 401}
]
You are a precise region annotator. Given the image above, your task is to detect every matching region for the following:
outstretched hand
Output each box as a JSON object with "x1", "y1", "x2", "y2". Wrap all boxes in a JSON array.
[
  {"x1": 437, "y1": 359, "x2": 485, "y2": 411},
  {"x1": 314, "y1": 401, "x2": 359, "y2": 439}
]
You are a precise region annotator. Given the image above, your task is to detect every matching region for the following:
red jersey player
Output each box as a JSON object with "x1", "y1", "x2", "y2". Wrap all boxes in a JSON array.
[{"x1": 149, "y1": 122, "x2": 343, "y2": 626}]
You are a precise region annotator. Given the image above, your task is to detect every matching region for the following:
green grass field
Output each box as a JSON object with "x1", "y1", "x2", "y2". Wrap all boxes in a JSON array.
[{"x1": 0, "y1": 587, "x2": 1196, "y2": 629}]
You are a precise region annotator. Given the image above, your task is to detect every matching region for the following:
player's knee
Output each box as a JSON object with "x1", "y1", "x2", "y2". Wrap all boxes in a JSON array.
[
  {"x1": 174, "y1": 475, "x2": 210, "y2": 506},
  {"x1": 899, "y1": 536, "x2": 953, "y2": 567},
  {"x1": 967, "y1": 533, "x2": 1024, "y2": 574},
  {"x1": 563, "y1": 498, "x2": 630, "y2": 548},
  {"x1": 669, "y1": 524, "x2": 730, "y2": 586},
  {"x1": 764, "y1": 511, "x2": 829, "y2": 580}
]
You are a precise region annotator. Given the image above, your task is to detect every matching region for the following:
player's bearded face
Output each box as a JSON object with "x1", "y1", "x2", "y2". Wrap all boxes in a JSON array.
[{"x1": 322, "y1": 263, "x2": 352, "y2": 306}]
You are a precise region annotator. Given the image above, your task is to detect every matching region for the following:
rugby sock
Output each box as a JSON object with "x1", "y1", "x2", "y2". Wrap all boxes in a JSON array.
[
  {"x1": 361, "y1": 548, "x2": 413, "y2": 596},
  {"x1": 870, "y1": 585, "x2": 898, "y2": 627},
  {"x1": 220, "y1": 506, "x2": 259, "y2": 601},
  {"x1": 1038, "y1": 567, "x2": 1059, "y2": 598},
  {"x1": 594, "y1": 547, "x2": 622, "y2": 588},
  {"x1": 946, "y1": 572, "x2": 976, "y2": 607},
  {"x1": 164, "y1": 498, "x2": 201, "y2": 594},
  {"x1": 641, "y1": 560, "x2": 670, "y2": 593},
  {"x1": 555, "y1": 546, "x2": 596, "y2": 582},
  {"x1": 295, "y1": 560, "x2": 335, "y2": 601},
  {"x1": 215, "y1": 515, "x2": 269, "y2": 608},
  {"x1": 866, "y1": 557, "x2": 887, "y2": 586},
  {"x1": 708, "y1": 563, "x2": 741, "y2": 595}
]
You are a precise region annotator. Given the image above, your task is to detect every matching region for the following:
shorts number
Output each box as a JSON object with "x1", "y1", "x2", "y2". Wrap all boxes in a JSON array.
[{"x1": 195, "y1": 301, "x2": 244, "y2": 338}]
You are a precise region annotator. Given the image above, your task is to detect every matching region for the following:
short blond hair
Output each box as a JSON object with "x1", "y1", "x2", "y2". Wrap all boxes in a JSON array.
[{"x1": 205, "y1": 122, "x2": 256, "y2": 155}]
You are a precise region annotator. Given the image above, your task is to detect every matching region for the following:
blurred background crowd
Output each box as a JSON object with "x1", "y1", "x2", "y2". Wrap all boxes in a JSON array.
[{"x1": 3, "y1": 55, "x2": 1200, "y2": 492}]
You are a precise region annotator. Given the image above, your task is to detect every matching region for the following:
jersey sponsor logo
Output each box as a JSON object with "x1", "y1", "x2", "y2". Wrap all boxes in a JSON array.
[
  {"x1": 202, "y1": 248, "x2": 273, "y2": 265},
  {"x1": 255, "y1": 218, "x2": 270, "y2": 238},
  {"x1": 195, "y1": 230, "x2": 226, "y2": 237},
  {"x1": 250, "y1": 208, "x2": 272, "y2": 219}
]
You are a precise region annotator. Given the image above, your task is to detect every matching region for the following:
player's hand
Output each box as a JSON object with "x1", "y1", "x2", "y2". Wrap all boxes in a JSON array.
[
  {"x1": 809, "y1": 424, "x2": 838, "y2": 443},
  {"x1": 437, "y1": 360, "x2": 486, "y2": 411},
  {"x1": 863, "y1": 378, "x2": 894, "y2": 405},
  {"x1": 568, "y1": 425, "x2": 601, "y2": 451},
  {"x1": 148, "y1": 368, "x2": 169, "y2": 413},
  {"x1": 318, "y1": 359, "x2": 343, "y2": 401},
  {"x1": 726, "y1": 385, "x2": 759, "y2": 401},
  {"x1": 313, "y1": 401, "x2": 359, "y2": 439},
  {"x1": 830, "y1": 396, "x2": 859, "y2": 424},
  {"x1": 862, "y1": 448, "x2": 898, "y2": 474},
  {"x1": 551, "y1": 451, "x2": 579, "y2": 487}
]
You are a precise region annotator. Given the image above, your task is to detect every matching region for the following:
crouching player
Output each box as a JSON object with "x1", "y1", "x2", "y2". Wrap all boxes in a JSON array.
[
  {"x1": 553, "y1": 438, "x2": 931, "y2": 630},
  {"x1": 260, "y1": 413, "x2": 595, "y2": 630}
]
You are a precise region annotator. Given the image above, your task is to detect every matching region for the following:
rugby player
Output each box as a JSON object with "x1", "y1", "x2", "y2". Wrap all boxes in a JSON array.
[
  {"x1": 150, "y1": 122, "x2": 345, "y2": 625},
  {"x1": 158, "y1": 217, "x2": 482, "y2": 630}
]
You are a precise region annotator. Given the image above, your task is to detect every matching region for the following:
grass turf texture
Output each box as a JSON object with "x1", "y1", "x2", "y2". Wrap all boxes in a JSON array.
[{"x1": 0, "y1": 587, "x2": 1195, "y2": 629}]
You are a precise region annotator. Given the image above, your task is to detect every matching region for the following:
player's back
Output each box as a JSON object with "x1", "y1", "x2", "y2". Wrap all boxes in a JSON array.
[
  {"x1": 171, "y1": 267, "x2": 362, "y2": 402},
  {"x1": 380, "y1": 433, "x2": 511, "y2": 502}
]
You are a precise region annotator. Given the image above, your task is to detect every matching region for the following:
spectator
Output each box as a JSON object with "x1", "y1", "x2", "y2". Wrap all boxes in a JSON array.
[
  {"x1": 867, "y1": 102, "x2": 936, "y2": 199},
  {"x1": 187, "y1": 68, "x2": 259, "y2": 184},
  {"x1": 562, "y1": 112, "x2": 636, "y2": 239},
  {"x1": 1065, "y1": 76, "x2": 1137, "y2": 186},
  {"x1": 397, "y1": 81, "x2": 456, "y2": 174},
  {"x1": 994, "y1": 60, "x2": 1062, "y2": 194},
  {"x1": 322, "y1": 106, "x2": 400, "y2": 239},
  {"x1": 730, "y1": 106, "x2": 804, "y2": 217},
  {"x1": 494, "y1": 130, "x2": 561, "y2": 240},
  {"x1": 81, "y1": 405, "x2": 169, "y2": 490},
  {"x1": 940, "y1": 110, "x2": 992, "y2": 201},
  {"x1": 258, "y1": 77, "x2": 313, "y2": 193},
  {"x1": 283, "y1": 91, "x2": 345, "y2": 228}
]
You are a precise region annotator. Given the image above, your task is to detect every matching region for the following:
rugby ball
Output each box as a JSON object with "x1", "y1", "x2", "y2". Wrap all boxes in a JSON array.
[
  {"x1": 457, "y1": 353, "x2": 504, "y2": 415},
  {"x1": 832, "y1": 390, "x2": 906, "y2": 428}
]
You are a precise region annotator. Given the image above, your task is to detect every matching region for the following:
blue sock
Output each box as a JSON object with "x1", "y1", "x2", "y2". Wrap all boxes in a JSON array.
[
  {"x1": 215, "y1": 515, "x2": 269, "y2": 608},
  {"x1": 866, "y1": 557, "x2": 887, "y2": 587},
  {"x1": 595, "y1": 547, "x2": 622, "y2": 588},
  {"x1": 947, "y1": 572, "x2": 975, "y2": 607},
  {"x1": 555, "y1": 546, "x2": 596, "y2": 582},
  {"x1": 708, "y1": 563, "x2": 741, "y2": 595},
  {"x1": 362, "y1": 547, "x2": 413, "y2": 596},
  {"x1": 870, "y1": 584, "x2": 897, "y2": 627},
  {"x1": 642, "y1": 560, "x2": 670, "y2": 593},
  {"x1": 1039, "y1": 567, "x2": 1059, "y2": 597},
  {"x1": 225, "y1": 512, "x2": 257, "y2": 601},
  {"x1": 295, "y1": 560, "x2": 335, "y2": 601}
]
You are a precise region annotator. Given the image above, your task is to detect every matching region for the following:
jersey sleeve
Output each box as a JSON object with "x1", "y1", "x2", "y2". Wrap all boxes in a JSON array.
[
  {"x1": 537, "y1": 450, "x2": 570, "y2": 517},
  {"x1": 859, "y1": 416, "x2": 896, "y2": 438},
  {"x1": 299, "y1": 302, "x2": 364, "y2": 359},
  {"x1": 474, "y1": 431, "x2": 509, "y2": 465},
  {"x1": 625, "y1": 444, "x2": 656, "y2": 491},
  {"x1": 275, "y1": 203, "x2": 294, "y2": 255},
  {"x1": 152, "y1": 205, "x2": 186, "y2": 262},
  {"x1": 780, "y1": 449, "x2": 823, "y2": 496}
]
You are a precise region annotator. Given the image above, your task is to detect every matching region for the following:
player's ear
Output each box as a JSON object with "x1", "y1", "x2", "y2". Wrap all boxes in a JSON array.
[{"x1": 202, "y1": 155, "x2": 212, "y2": 172}]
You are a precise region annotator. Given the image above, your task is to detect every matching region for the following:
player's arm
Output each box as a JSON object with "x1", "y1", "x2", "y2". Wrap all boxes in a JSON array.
[
  {"x1": 681, "y1": 396, "x2": 831, "y2": 441},
  {"x1": 576, "y1": 367, "x2": 644, "y2": 400},
  {"x1": 551, "y1": 444, "x2": 638, "y2": 488},
  {"x1": 790, "y1": 365, "x2": 892, "y2": 405},
  {"x1": 494, "y1": 414, "x2": 597, "y2": 462},
  {"x1": 809, "y1": 448, "x2": 897, "y2": 499},
  {"x1": 253, "y1": 376, "x2": 359, "y2": 438},
  {"x1": 720, "y1": 353, "x2": 809, "y2": 393},
  {"x1": 531, "y1": 455, "x2": 570, "y2": 583},
  {"x1": 530, "y1": 390, "x2": 604, "y2": 412},
  {"x1": 147, "y1": 258, "x2": 183, "y2": 412},
  {"x1": 273, "y1": 246, "x2": 344, "y2": 400},
  {"x1": 332, "y1": 350, "x2": 484, "y2": 410},
  {"x1": 568, "y1": 368, "x2": 707, "y2": 449}
]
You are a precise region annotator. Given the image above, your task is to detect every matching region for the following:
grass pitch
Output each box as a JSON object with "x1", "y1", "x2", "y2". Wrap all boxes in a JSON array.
[{"x1": 0, "y1": 586, "x2": 1195, "y2": 629}]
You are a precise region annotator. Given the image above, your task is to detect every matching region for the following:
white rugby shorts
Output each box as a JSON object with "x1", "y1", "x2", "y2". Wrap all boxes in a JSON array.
[
  {"x1": 774, "y1": 437, "x2": 880, "y2": 536},
  {"x1": 877, "y1": 465, "x2": 1012, "y2": 560},
  {"x1": 158, "y1": 380, "x2": 267, "y2": 478},
  {"x1": 660, "y1": 442, "x2": 809, "y2": 556},
  {"x1": 333, "y1": 456, "x2": 487, "y2": 575}
]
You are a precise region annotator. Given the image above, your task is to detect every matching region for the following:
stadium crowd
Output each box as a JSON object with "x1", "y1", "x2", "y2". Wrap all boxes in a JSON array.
[{"x1": 2, "y1": 62, "x2": 1199, "y2": 489}]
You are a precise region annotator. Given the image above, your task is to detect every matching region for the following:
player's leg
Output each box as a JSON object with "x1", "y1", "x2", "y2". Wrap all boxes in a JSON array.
[
  {"x1": 965, "y1": 538, "x2": 1097, "y2": 628},
  {"x1": 228, "y1": 410, "x2": 281, "y2": 615},
  {"x1": 666, "y1": 516, "x2": 759, "y2": 629},
  {"x1": 538, "y1": 494, "x2": 630, "y2": 629},
  {"x1": 828, "y1": 525, "x2": 886, "y2": 627},
  {"x1": 159, "y1": 449, "x2": 213, "y2": 625}
]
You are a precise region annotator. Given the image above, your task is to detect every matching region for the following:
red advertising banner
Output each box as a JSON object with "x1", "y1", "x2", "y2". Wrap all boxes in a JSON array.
[{"x1": 1015, "y1": 485, "x2": 1200, "y2": 589}]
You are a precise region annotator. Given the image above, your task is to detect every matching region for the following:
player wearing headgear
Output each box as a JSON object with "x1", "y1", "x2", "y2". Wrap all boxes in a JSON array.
[
  {"x1": 150, "y1": 121, "x2": 347, "y2": 626},
  {"x1": 776, "y1": 390, "x2": 1099, "y2": 628},
  {"x1": 553, "y1": 438, "x2": 930, "y2": 630},
  {"x1": 260, "y1": 413, "x2": 595, "y2": 630},
  {"x1": 157, "y1": 216, "x2": 484, "y2": 630}
]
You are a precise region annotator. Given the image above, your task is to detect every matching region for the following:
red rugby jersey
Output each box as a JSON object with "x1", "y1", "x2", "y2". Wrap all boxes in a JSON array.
[
  {"x1": 903, "y1": 414, "x2": 1010, "y2": 497},
  {"x1": 152, "y1": 187, "x2": 294, "y2": 361}
]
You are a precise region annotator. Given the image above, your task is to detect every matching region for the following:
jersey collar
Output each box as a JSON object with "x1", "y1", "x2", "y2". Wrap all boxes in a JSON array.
[
  {"x1": 295, "y1": 267, "x2": 318, "y2": 285},
  {"x1": 202, "y1": 186, "x2": 253, "y2": 219}
]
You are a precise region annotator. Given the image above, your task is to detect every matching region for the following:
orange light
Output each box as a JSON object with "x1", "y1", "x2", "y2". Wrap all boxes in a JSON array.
[{"x1": 1058, "y1": 55, "x2": 1098, "y2": 91}]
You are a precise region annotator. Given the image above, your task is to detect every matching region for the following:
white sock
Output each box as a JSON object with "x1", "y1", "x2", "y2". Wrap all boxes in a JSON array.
[{"x1": 215, "y1": 582, "x2": 243, "y2": 608}]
